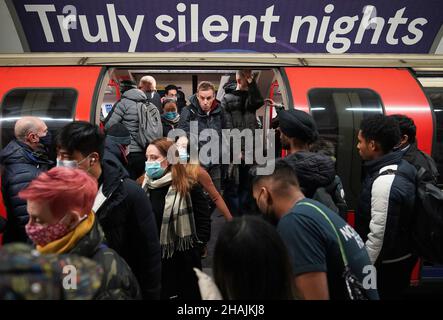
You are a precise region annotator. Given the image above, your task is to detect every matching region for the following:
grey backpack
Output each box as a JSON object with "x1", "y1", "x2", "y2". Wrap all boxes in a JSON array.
[{"x1": 135, "y1": 101, "x2": 163, "y2": 149}]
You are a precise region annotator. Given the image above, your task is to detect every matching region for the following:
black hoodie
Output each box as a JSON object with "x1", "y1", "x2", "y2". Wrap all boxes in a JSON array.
[{"x1": 284, "y1": 151, "x2": 336, "y2": 198}]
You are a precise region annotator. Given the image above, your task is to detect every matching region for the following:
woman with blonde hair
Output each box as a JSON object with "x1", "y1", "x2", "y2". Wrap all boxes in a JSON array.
[{"x1": 142, "y1": 138, "x2": 211, "y2": 299}]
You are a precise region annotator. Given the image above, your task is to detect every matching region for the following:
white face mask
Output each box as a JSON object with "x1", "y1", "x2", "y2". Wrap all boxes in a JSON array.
[
  {"x1": 56, "y1": 154, "x2": 91, "y2": 169},
  {"x1": 56, "y1": 159, "x2": 78, "y2": 168}
]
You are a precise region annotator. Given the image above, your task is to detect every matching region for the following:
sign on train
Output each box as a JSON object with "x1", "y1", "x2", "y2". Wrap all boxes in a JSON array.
[{"x1": 7, "y1": 0, "x2": 443, "y2": 54}]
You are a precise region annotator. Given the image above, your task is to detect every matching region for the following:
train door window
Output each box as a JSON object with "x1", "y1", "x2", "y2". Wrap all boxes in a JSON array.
[
  {"x1": 1, "y1": 88, "x2": 77, "y2": 158},
  {"x1": 425, "y1": 88, "x2": 443, "y2": 186},
  {"x1": 308, "y1": 89, "x2": 384, "y2": 210}
]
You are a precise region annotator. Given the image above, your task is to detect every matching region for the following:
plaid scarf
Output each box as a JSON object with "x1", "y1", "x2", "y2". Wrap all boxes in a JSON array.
[{"x1": 143, "y1": 172, "x2": 197, "y2": 259}]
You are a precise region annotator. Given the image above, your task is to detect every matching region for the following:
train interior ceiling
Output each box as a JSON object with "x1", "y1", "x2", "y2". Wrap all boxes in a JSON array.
[{"x1": 98, "y1": 67, "x2": 286, "y2": 123}]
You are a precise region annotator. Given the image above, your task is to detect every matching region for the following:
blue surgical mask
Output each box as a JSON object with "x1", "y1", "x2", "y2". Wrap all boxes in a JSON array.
[
  {"x1": 164, "y1": 112, "x2": 178, "y2": 121},
  {"x1": 145, "y1": 160, "x2": 166, "y2": 179},
  {"x1": 178, "y1": 149, "x2": 188, "y2": 162}
]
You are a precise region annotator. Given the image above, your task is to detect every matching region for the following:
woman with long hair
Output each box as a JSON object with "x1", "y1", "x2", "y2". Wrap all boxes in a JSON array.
[
  {"x1": 142, "y1": 138, "x2": 211, "y2": 300},
  {"x1": 176, "y1": 136, "x2": 233, "y2": 222}
]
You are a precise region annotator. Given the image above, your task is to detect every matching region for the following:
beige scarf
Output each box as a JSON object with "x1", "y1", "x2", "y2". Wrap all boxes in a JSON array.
[{"x1": 143, "y1": 172, "x2": 197, "y2": 259}]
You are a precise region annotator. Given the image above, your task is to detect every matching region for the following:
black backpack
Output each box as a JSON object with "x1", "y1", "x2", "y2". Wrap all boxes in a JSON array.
[
  {"x1": 412, "y1": 167, "x2": 443, "y2": 264},
  {"x1": 374, "y1": 167, "x2": 443, "y2": 264},
  {"x1": 312, "y1": 175, "x2": 348, "y2": 220}
]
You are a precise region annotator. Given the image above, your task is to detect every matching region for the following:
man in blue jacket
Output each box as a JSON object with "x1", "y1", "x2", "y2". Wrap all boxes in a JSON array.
[
  {"x1": 0, "y1": 117, "x2": 52, "y2": 244},
  {"x1": 356, "y1": 114, "x2": 417, "y2": 299}
]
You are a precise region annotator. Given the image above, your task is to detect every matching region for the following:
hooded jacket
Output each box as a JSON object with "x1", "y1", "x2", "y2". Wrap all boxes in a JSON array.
[
  {"x1": 284, "y1": 151, "x2": 336, "y2": 198},
  {"x1": 105, "y1": 88, "x2": 147, "y2": 153},
  {"x1": 0, "y1": 140, "x2": 52, "y2": 243},
  {"x1": 355, "y1": 151, "x2": 417, "y2": 265},
  {"x1": 94, "y1": 155, "x2": 161, "y2": 299}
]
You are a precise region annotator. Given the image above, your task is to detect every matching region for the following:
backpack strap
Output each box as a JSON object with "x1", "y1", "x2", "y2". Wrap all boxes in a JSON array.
[
  {"x1": 102, "y1": 98, "x2": 121, "y2": 127},
  {"x1": 298, "y1": 201, "x2": 349, "y2": 267},
  {"x1": 416, "y1": 166, "x2": 428, "y2": 182}
]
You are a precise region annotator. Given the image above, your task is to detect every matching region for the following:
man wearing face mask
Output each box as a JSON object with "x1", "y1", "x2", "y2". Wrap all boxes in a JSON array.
[
  {"x1": 18, "y1": 167, "x2": 141, "y2": 299},
  {"x1": 55, "y1": 121, "x2": 161, "y2": 300},
  {"x1": 0, "y1": 117, "x2": 53, "y2": 244},
  {"x1": 251, "y1": 160, "x2": 378, "y2": 300}
]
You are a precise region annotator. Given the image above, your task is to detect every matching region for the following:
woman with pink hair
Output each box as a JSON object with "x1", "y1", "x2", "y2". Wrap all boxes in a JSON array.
[{"x1": 19, "y1": 167, "x2": 141, "y2": 300}]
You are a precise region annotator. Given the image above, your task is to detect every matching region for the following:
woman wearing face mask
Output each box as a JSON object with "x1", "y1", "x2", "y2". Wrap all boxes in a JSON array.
[
  {"x1": 175, "y1": 137, "x2": 233, "y2": 222},
  {"x1": 142, "y1": 138, "x2": 211, "y2": 300},
  {"x1": 161, "y1": 98, "x2": 180, "y2": 138},
  {"x1": 19, "y1": 167, "x2": 142, "y2": 300}
]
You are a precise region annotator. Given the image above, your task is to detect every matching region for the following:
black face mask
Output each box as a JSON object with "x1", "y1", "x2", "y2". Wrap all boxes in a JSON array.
[{"x1": 38, "y1": 131, "x2": 52, "y2": 149}]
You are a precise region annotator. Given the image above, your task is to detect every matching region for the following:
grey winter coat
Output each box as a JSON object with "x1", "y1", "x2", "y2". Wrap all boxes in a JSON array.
[{"x1": 105, "y1": 89, "x2": 147, "y2": 153}]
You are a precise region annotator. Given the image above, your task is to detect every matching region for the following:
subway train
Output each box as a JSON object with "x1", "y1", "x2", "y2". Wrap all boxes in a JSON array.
[{"x1": 0, "y1": 54, "x2": 442, "y2": 288}]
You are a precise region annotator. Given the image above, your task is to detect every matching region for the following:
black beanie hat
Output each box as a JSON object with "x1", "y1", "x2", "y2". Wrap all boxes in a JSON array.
[
  {"x1": 119, "y1": 80, "x2": 137, "y2": 94},
  {"x1": 278, "y1": 109, "x2": 319, "y2": 144},
  {"x1": 107, "y1": 123, "x2": 131, "y2": 145}
]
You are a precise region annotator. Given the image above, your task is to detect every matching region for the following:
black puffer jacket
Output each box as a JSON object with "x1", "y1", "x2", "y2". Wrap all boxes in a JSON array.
[
  {"x1": 284, "y1": 151, "x2": 336, "y2": 198},
  {"x1": 221, "y1": 80, "x2": 264, "y2": 131},
  {"x1": 0, "y1": 140, "x2": 52, "y2": 243},
  {"x1": 95, "y1": 156, "x2": 161, "y2": 299},
  {"x1": 355, "y1": 151, "x2": 416, "y2": 265},
  {"x1": 68, "y1": 216, "x2": 141, "y2": 300}
]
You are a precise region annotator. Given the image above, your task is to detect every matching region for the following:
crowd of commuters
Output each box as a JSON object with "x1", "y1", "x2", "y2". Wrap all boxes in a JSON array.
[{"x1": 0, "y1": 71, "x2": 439, "y2": 300}]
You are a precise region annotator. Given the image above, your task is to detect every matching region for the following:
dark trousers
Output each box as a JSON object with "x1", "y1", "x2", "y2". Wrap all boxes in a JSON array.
[
  {"x1": 161, "y1": 248, "x2": 202, "y2": 300},
  {"x1": 127, "y1": 152, "x2": 146, "y2": 180},
  {"x1": 223, "y1": 164, "x2": 253, "y2": 216},
  {"x1": 377, "y1": 255, "x2": 417, "y2": 299}
]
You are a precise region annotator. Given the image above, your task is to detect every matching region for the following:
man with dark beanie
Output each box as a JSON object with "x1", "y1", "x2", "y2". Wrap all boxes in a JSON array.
[
  {"x1": 278, "y1": 109, "x2": 336, "y2": 198},
  {"x1": 104, "y1": 123, "x2": 131, "y2": 177}
]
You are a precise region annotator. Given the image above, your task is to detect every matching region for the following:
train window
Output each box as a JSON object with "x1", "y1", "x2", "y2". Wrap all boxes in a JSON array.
[
  {"x1": 0, "y1": 88, "x2": 77, "y2": 153},
  {"x1": 425, "y1": 88, "x2": 443, "y2": 186},
  {"x1": 308, "y1": 88, "x2": 383, "y2": 210}
]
